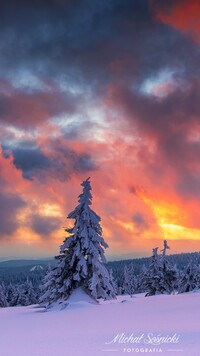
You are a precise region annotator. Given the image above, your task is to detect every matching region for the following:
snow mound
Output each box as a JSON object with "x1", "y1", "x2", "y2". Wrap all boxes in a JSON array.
[
  {"x1": 189, "y1": 288, "x2": 200, "y2": 294},
  {"x1": 47, "y1": 287, "x2": 98, "y2": 311},
  {"x1": 67, "y1": 287, "x2": 98, "y2": 305}
]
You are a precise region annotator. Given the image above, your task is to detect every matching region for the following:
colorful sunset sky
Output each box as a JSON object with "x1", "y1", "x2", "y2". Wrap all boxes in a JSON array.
[{"x1": 1, "y1": 0, "x2": 200, "y2": 260}]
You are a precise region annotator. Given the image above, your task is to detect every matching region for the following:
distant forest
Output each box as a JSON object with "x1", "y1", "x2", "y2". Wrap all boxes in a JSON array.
[
  {"x1": 0, "y1": 251, "x2": 199, "y2": 292},
  {"x1": 108, "y1": 251, "x2": 200, "y2": 281}
]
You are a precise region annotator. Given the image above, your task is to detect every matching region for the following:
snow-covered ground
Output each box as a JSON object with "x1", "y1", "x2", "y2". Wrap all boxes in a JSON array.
[{"x1": 0, "y1": 292, "x2": 199, "y2": 356}]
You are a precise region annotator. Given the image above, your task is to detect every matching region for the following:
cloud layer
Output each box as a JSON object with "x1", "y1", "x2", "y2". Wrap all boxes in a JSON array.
[{"x1": 0, "y1": 0, "x2": 199, "y2": 259}]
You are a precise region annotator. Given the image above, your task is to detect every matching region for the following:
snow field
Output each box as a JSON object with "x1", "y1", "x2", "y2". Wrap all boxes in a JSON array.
[{"x1": 0, "y1": 292, "x2": 199, "y2": 356}]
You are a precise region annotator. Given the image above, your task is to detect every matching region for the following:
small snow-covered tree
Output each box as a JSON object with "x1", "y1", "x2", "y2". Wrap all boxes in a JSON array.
[
  {"x1": 40, "y1": 177, "x2": 116, "y2": 306},
  {"x1": 122, "y1": 264, "x2": 137, "y2": 297},
  {"x1": 109, "y1": 268, "x2": 118, "y2": 295},
  {"x1": 6, "y1": 284, "x2": 19, "y2": 306},
  {"x1": 179, "y1": 264, "x2": 200, "y2": 293},
  {"x1": 17, "y1": 279, "x2": 37, "y2": 306},
  {"x1": 39, "y1": 265, "x2": 57, "y2": 306},
  {"x1": 161, "y1": 240, "x2": 170, "y2": 257},
  {"x1": 0, "y1": 283, "x2": 8, "y2": 308},
  {"x1": 138, "y1": 265, "x2": 148, "y2": 293}
]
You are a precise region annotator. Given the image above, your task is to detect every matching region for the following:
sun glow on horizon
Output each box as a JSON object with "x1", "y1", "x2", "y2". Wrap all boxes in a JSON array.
[{"x1": 135, "y1": 188, "x2": 200, "y2": 241}]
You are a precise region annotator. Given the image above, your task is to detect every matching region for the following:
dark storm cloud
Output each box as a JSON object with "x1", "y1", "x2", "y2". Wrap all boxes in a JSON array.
[
  {"x1": 13, "y1": 146, "x2": 50, "y2": 180},
  {"x1": 30, "y1": 214, "x2": 62, "y2": 237},
  {"x1": 2, "y1": 140, "x2": 97, "y2": 181},
  {"x1": 0, "y1": 192, "x2": 26, "y2": 236},
  {"x1": 107, "y1": 77, "x2": 200, "y2": 201},
  {"x1": 46, "y1": 140, "x2": 97, "y2": 181},
  {"x1": 2, "y1": 143, "x2": 50, "y2": 180},
  {"x1": 132, "y1": 212, "x2": 149, "y2": 230},
  {"x1": 110, "y1": 82, "x2": 200, "y2": 174},
  {"x1": 0, "y1": 0, "x2": 199, "y2": 93}
]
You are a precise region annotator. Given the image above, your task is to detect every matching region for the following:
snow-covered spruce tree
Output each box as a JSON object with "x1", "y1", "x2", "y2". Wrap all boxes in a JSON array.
[
  {"x1": 40, "y1": 177, "x2": 116, "y2": 306},
  {"x1": 144, "y1": 247, "x2": 163, "y2": 296},
  {"x1": 159, "y1": 240, "x2": 178, "y2": 294},
  {"x1": 144, "y1": 241, "x2": 177, "y2": 296}
]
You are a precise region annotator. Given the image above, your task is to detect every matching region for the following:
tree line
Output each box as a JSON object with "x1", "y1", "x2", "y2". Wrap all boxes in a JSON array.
[{"x1": 0, "y1": 178, "x2": 199, "y2": 308}]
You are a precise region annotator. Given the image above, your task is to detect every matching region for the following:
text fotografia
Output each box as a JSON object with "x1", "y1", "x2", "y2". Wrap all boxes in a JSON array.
[
  {"x1": 123, "y1": 348, "x2": 162, "y2": 353},
  {"x1": 106, "y1": 333, "x2": 180, "y2": 346}
]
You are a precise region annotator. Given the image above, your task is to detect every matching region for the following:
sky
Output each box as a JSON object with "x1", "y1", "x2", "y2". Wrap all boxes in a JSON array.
[{"x1": 1, "y1": 0, "x2": 200, "y2": 260}]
